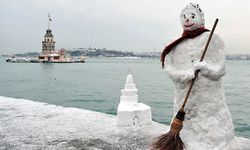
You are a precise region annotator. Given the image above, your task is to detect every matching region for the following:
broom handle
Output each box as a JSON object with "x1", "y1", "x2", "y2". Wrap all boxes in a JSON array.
[{"x1": 180, "y1": 19, "x2": 219, "y2": 111}]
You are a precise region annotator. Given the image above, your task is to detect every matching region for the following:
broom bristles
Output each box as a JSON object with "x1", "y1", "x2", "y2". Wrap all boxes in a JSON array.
[
  {"x1": 151, "y1": 131, "x2": 184, "y2": 150},
  {"x1": 151, "y1": 110, "x2": 186, "y2": 150}
]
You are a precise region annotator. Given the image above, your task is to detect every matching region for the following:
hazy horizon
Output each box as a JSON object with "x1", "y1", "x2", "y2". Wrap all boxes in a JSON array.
[{"x1": 1, "y1": 0, "x2": 250, "y2": 55}]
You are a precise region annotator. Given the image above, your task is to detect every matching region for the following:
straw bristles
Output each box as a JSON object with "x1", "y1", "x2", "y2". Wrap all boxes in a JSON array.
[{"x1": 151, "y1": 116, "x2": 185, "y2": 150}]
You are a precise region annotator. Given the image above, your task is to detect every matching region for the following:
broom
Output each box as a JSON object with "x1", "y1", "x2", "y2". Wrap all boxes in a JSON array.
[{"x1": 152, "y1": 18, "x2": 219, "y2": 150}]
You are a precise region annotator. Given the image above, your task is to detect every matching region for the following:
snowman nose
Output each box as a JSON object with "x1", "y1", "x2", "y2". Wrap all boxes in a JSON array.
[{"x1": 186, "y1": 19, "x2": 189, "y2": 22}]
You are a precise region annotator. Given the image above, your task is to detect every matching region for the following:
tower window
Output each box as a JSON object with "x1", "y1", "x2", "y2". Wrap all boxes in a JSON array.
[{"x1": 54, "y1": 56, "x2": 60, "y2": 59}]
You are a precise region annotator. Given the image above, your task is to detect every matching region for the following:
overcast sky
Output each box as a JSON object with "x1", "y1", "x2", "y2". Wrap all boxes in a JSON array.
[{"x1": 1, "y1": 0, "x2": 250, "y2": 54}]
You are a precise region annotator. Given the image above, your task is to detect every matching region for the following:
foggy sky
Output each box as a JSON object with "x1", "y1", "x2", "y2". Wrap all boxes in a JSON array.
[{"x1": 1, "y1": 0, "x2": 250, "y2": 54}]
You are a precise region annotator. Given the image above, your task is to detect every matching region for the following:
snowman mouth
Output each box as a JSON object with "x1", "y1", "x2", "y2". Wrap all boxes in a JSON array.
[{"x1": 184, "y1": 23, "x2": 194, "y2": 27}]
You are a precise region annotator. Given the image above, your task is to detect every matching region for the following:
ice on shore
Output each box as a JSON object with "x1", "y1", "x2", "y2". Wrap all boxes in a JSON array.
[{"x1": 0, "y1": 96, "x2": 249, "y2": 150}]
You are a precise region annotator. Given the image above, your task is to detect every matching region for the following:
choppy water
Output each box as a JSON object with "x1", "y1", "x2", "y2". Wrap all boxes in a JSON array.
[{"x1": 0, "y1": 56, "x2": 249, "y2": 138}]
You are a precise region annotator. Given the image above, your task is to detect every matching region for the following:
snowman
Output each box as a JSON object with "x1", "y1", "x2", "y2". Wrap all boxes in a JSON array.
[{"x1": 161, "y1": 3, "x2": 235, "y2": 149}]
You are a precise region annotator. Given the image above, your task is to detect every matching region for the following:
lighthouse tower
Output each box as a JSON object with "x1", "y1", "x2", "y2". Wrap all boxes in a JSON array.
[
  {"x1": 42, "y1": 13, "x2": 55, "y2": 54},
  {"x1": 117, "y1": 73, "x2": 152, "y2": 127}
]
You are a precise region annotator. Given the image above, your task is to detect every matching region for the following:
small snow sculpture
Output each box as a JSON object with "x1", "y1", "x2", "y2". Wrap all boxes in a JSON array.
[
  {"x1": 161, "y1": 3, "x2": 235, "y2": 149},
  {"x1": 117, "y1": 73, "x2": 152, "y2": 127}
]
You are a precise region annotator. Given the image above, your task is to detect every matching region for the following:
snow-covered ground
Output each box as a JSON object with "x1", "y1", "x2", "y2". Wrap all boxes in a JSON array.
[{"x1": 0, "y1": 96, "x2": 249, "y2": 150}]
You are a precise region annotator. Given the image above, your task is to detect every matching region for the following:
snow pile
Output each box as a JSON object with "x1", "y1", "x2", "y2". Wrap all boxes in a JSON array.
[
  {"x1": 0, "y1": 96, "x2": 164, "y2": 150},
  {"x1": 0, "y1": 96, "x2": 249, "y2": 150}
]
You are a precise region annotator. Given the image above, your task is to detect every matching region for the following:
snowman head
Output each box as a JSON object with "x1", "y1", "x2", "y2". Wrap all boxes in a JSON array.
[{"x1": 180, "y1": 3, "x2": 205, "y2": 31}]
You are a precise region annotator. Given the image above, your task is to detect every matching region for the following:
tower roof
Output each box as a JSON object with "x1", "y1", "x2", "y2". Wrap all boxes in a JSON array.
[{"x1": 44, "y1": 29, "x2": 54, "y2": 38}]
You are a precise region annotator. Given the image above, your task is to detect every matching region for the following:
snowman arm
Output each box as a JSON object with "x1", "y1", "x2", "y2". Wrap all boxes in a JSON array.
[
  {"x1": 193, "y1": 33, "x2": 227, "y2": 80},
  {"x1": 165, "y1": 53, "x2": 194, "y2": 83},
  {"x1": 193, "y1": 48, "x2": 226, "y2": 80}
]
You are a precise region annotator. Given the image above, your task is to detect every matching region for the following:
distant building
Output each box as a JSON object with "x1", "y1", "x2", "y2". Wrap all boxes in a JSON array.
[
  {"x1": 38, "y1": 14, "x2": 84, "y2": 63},
  {"x1": 42, "y1": 13, "x2": 55, "y2": 54},
  {"x1": 42, "y1": 29, "x2": 55, "y2": 54}
]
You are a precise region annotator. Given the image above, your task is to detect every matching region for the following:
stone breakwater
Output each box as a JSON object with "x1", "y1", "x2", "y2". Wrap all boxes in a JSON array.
[{"x1": 0, "y1": 96, "x2": 250, "y2": 149}]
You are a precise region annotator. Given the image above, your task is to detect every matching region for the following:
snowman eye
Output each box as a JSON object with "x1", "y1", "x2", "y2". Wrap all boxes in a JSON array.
[
  {"x1": 191, "y1": 13, "x2": 196, "y2": 19},
  {"x1": 183, "y1": 15, "x2": 186, "y2": 19}
]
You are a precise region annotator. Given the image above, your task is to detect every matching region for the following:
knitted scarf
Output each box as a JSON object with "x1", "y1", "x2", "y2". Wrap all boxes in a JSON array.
[{"x1": 161, "y1": 27, "x2": 209, "y2": 68}]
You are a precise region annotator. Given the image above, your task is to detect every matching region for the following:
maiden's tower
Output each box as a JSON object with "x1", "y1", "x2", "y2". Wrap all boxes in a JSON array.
[{"x1": 38, "y1": 14, "x2": 83, "y2": 63}]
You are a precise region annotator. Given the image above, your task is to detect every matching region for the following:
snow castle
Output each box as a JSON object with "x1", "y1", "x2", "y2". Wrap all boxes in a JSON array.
[{"x1": 117, "y1": 73, "x2": 152, "y2": 127}]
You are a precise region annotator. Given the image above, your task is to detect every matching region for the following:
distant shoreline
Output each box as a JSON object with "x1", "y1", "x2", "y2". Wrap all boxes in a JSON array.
[{"x1": 2, "y1": 48, "x2": 250, "y2": 60}]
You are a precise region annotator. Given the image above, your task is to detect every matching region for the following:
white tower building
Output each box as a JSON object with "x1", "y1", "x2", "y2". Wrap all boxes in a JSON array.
[{"x1": 117, "y1": 73, "x2": 152, "y2": 127}]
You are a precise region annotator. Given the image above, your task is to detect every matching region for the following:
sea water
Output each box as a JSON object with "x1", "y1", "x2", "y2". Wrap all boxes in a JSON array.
[{"x1": 0, "y1": 56, "x2": 249, "y2": 138}]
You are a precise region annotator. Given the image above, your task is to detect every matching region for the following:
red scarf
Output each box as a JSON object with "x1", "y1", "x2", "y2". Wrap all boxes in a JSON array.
[{"x1": 161, "y1": 27, "x2": 209, "y2": 68}]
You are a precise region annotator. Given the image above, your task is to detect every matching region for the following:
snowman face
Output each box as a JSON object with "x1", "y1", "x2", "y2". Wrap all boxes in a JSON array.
[{"x1": 180, "y1": 8, "x2": 204, "y2": 31}]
